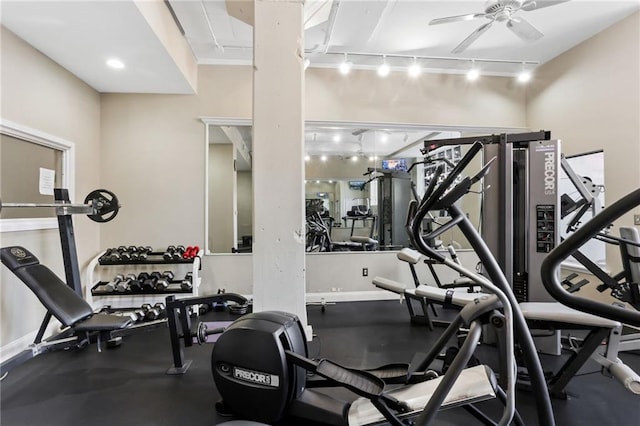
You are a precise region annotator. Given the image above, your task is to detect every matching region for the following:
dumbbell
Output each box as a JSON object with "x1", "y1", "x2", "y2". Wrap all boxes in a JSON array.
[
  {"x1": 138, "y1": 272, "x2": 156, "y2": 291},
  {"x1": 99, "y1": 248, "x2": 114, "y2": 263},
  {"x1": 181, "y1": 271, "x2": 194, "y2": 290},
  {"x1": 127, "y1": 246, "x2": 140, "y2": 261},
  {"x1": 118, "y1": 245, "x2": 132, "y2": 262},
  {"x1": 174, "y1": 245, "x2": 186, "y2": 260},
  {"x1": 153, "y1": 271, "x2": 169, "y2": 291},
  {"x1": 115, "y1": 274, "x2": 135, "y2": 292},
  {"x1": 137, "y1": 246, "x2": 153, "y2": 261},
  {"x1": 114, "y1": 310, "x2": 139, "y2": 322},
  {"x1": 128, "y1": 274, "x2": 143, "y2": 292},
  {"x1": 108, "y1": 247, "x2": 123, "y2": 262},
  {"x1": 103, "y1": 274, "x2": 124, "y2": 292},
  {"x1": 141, "y1": 302, "x2": 166, "y2": 321},
  {"x1": 163, "y1": 245, "x2": 176, "y2": 261},
  {"x1": 194, "y1": 322, "x2": 226, "y2": 345},
  {"x1": 183, "y1": 246, "x2": 201, "y2": 259},
  {"x1": 133, "y1": 308, "x2": 146, "y2": 322}
]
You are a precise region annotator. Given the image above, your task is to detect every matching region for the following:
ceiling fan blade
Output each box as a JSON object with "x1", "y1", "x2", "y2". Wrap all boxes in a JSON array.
[
  {"x1": 429, "y1": 13, "x2": 486, "y2": 26},
  {"x1": 507, "y1": 17, "x2": 543, "y2": 42},
  {"x1": 522, "y1": 0, "x2": 571, "y2": 12},
  {"x1": 452, "y1": 21, "x2": 493, "y2": 54}
]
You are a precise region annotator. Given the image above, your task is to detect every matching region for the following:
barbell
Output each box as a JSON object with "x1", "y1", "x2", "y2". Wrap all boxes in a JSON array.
[{"x1": 0, "y1": 189, "x2": 120, "y2": 223}]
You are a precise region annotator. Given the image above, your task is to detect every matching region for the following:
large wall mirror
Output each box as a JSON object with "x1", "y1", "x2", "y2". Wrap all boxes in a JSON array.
[{"x1": 204, "y1": 118, "x2": 509, "y2": 254}]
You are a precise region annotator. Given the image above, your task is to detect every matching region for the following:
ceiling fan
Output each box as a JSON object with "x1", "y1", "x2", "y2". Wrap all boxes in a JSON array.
[{"x1": 429, "y1": 0, "x2": 570, "y2": 54}]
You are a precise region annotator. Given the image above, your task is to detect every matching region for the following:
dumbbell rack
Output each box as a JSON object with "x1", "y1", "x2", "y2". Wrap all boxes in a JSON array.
[{"x1": 86, "y1": 248, "x2": 202, "y2": 311}]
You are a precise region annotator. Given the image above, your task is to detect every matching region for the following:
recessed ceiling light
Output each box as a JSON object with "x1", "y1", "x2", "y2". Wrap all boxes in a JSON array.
[
  {"x1": 106, "y1": 58, "x2": 125, "y2": 69},
  {"x1": 380, "y1": 134, "x2": 388, "y2": 143},
  {"x1": 315, "y1": 180, "x2": 320, "y2": 184}
]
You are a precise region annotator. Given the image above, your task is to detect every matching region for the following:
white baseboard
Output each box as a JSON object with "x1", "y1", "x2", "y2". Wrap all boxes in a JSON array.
[
  {"x1": 1, "y1": 322, "x2": 62, "y2": 364},
  {"x1": 306, "y1": 290, "x2": 400, "y2": 303}
]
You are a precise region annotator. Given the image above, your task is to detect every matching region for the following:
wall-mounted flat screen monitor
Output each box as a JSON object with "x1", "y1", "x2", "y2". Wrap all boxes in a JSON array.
[
  {"x1": 382, "y1": 158, "x2": 408, "y2": 172},
  {"x1": 348, "y1": 180, "x2": 365, "y2": 190}
]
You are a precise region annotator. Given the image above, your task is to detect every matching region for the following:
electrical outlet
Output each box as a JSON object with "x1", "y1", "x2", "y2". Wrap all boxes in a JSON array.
[
  {"x1": 635, "y1": 214, "x2": 640, "y2": 226},
  {"x1": 362, "y1": 268, "x2": 368, "y2": 277}
]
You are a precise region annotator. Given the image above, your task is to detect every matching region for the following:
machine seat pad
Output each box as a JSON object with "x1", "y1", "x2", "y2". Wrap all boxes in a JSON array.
[
  {"x1": 348, "y1": 365, "x2": 496, "y2": 426},
  {"x1": 350, "y1": 236, "x2": 377, "y2": 245},
  {"x1": 520, "y1": 302, "x2": 620, "y2": 329},
  {"x1": 372, "y1": 277, "x2": 406, "y2": 294},
  {"x1": 397, "y1": 248, "x2": 423, "y2": 265},
  {"x1": 415, "y1": 286, "x2": 482, "y2": 307},
  {"x1": 453, "y1": 277, "x2": 476, "y2": 286},
  {"x1": 73, "y1": 313, "x2": 132, "y2": 331}
]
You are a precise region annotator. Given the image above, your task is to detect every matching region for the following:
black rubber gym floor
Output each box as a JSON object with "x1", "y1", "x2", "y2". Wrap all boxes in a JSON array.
[{"x1": 1, "y1": 300, "x2": 639, "y2": 425}]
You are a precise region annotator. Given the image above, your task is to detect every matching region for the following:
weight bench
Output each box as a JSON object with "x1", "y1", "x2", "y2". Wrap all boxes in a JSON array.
[
  {"x1": 396, "y1": 280, "x2": 640, "y2": 398},
  {"x1": 373, "y1": 276, "x2": 481, "y2": 330},
  {"x1": 373, "y1": 248, "x2": 481, "y2": 328},
  {"x1": 1, "y1": 246, "x2": 133, "y2": 370}
]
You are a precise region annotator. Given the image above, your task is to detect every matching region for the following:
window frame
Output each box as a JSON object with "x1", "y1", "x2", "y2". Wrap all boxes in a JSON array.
[{"x1": 0, "y1": 119, "x2": 75, "y2": 232}]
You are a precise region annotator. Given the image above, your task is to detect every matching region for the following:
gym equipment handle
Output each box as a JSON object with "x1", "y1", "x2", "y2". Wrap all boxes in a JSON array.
[{"x1": 541, "y1": 188, "x2": 640, "y2": 327}]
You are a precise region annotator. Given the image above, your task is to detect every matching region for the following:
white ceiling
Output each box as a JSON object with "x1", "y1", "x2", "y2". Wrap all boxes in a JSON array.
[
  {"x1": 1, "y1": 1, "x2": 638, "y2": 94},
  {"x1": 2, "y1": 1, "x2": 637, "y2": 161},
  {"x1": 0, "y1": 1, "x2": 195, "y2": 93},
  {"x1": 173, "y1": 0, "x2": 639, "y2": 75}
]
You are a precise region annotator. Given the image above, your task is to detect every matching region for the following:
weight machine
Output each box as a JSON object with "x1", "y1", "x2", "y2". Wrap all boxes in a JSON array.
[
  {"x1": 0, "y1": 188, "x2": 123, "y2": 373},
  {"x1": 424, "y1": 131, "x2": 561, "y2": 303}
]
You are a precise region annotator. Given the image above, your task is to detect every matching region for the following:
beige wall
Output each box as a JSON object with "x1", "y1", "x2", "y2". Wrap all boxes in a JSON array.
[
  {"x1": 306, "y1": 68, "x2": 527, "y2": 127},
  {"x1": 99, "y1": 64, "x2": 528, "y2": 293},
  {"x1": 99, "y1": 66, "x2": 253, "y2": 250},
  {"x1": 237, "y1": 171, "x2": 252, "y2": 240},
  {"x1": 0, "y1": 26, "x2": 101, "y2": 347},
  {"x1": 527, "y1": 11, "x2": 640, "y2": 271},
  {"x1": 209, "y1": 144, "x2": 235, "y2": 252}
]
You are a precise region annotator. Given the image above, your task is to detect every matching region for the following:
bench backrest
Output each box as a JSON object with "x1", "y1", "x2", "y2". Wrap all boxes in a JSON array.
[{"x1": 1, "y1": 246, "x2": 93, "y2": 327}]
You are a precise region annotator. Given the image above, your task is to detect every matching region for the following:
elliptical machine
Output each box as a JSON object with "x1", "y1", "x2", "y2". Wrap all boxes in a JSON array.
[{"x1": 210, "y1": 142, "x2": 555, "y2": 426}]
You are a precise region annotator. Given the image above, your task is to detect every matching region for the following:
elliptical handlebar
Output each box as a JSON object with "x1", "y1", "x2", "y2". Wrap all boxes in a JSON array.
[
  {"x1": 409, "y1": 141, "x2": 486, "y2": 262},
  {"x1": 541, "y1": 188, "x2": 640, "y2": 327}
]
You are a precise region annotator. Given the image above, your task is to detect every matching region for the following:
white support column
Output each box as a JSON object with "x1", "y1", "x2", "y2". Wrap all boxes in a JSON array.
[{"x1": 252, "y1": 0, "x2": 309, "y2": 337}]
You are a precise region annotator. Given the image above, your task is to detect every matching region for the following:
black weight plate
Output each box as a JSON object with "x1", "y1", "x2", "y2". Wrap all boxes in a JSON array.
[{"x1": 84, "y1": 189, "x2": 120, "y2": 223}]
